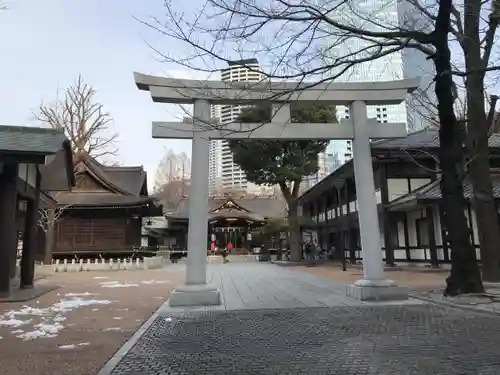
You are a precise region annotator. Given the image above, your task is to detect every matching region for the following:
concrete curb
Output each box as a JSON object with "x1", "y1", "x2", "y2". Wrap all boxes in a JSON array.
[
  {"x1": 409, "y1": 293, "x2": 500, "y2": 317},
  {"x1": 96, "y1": 299, "x2": 169, "y2": 375}
]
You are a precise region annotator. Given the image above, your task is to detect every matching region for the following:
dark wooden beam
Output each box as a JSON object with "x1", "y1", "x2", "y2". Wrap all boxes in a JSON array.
[
  {"x1": 402, "y1": 212, "x2": 411, "y2": 261},
  {"x1": 0, "y1": 152, "x2": 47, "y2": 164},
  {"x1": 20, "y1": 170, "x2": 41, "y2": 288},
  {"x1": 0, "y1": 162, "x2": 19, "y2": 296},
  {"x1": 426, "y1": 206, "x2": 439, "y2": 267}
]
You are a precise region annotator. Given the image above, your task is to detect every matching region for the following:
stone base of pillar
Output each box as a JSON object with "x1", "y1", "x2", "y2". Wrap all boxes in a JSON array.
[
  {"x1": 168, "y1": 284, "x2": 221, "y2": 307},
  {"x1": 345, "y1": 278, "x2": 408, "y2": 301}
]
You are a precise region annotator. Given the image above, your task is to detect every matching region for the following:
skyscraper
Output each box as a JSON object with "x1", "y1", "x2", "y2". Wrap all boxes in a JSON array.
[
  {"x1": 209, "y1": 59, "x2": 268, "y2": 194},
  {"x1": 324, "y1": 0, "x2": 435, "y2": 167}
]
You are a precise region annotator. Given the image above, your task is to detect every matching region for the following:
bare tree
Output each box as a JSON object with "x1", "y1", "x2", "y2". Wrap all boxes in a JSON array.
[
  {"x1": 155, "y1": 178, "x2": 189, "y2": 213},
  {"x1": 154, "y1": 149, "x2": 191, "y2": 212},
  {"x1": 35, "y1": 75, "x2": 118, "y2": 162}
]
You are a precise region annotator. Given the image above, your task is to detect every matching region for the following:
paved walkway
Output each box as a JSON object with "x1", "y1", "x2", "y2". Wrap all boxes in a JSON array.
[
  {"x1": 160, "y1": 262, "x2": 422, "y2": 313},
  {"x1": 99, "y1": 263, "x2": 500, "y2": 375}
]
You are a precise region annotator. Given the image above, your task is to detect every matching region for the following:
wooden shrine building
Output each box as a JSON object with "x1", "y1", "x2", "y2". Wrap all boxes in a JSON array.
[
  {"x1": 0, "y1": 126, "x2": 73, "y2": 298},
  {"x1": 48, "y1": 154, "x2": 162, "y2": 258},
  {"x1": 297, "y1": 127, "x2": 500, "y2": 267},
  {"x1": 161, "y1": 195, "x2": 286, "y2": 251}
]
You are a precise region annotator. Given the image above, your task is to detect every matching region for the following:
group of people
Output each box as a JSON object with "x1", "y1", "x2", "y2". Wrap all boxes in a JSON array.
[
  {"x1": 210, "y1": 241, "x2": 233, "y2": 263},
  {"x1": 303, "y1": 241, "x2": 336, "y2": 261}
]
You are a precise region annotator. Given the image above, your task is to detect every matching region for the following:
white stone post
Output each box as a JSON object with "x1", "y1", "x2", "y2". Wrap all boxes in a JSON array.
[
  {"x1": 168, "y1": 99, "x2": 221, "y2": 307},
  {"x1": 346, "y1": 100, "x2": 406, "y2": 300},
  {"x1": 186, "y1": 99, "x2": 210, "y2": 285}
]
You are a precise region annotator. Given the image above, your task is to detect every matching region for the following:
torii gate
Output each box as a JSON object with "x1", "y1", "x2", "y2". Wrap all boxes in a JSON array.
[{"x1": 134, "y1": 72, "x2": 419, "y2": 305}]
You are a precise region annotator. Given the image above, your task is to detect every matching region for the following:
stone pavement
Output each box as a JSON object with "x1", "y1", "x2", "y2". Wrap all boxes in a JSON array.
[{"x1": 99, "y1": 263, "x2": 500, "y2": 375}]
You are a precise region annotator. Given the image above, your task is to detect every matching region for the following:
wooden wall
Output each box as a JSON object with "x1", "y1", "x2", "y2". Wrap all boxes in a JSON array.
[{"x1": 54, "y1": 210, "x2": 143, "y2": 254}]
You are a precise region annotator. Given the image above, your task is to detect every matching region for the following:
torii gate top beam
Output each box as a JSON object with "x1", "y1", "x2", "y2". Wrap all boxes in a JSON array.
[{"x1": 134, "y1": 72, "x2": 420, "y2": 106}]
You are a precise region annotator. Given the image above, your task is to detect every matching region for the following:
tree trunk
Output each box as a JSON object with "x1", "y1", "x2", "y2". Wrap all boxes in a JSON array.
[
  {"x1": 467, "y1": 83, "x2": 500, "y2": 281},
  {"x1": 433, "y1": 0, "x2": 484, "y2": 295},
  {"x1": 43, "y1": 210, "x2": 56, "y2": 265},
  {"x1": 287, "y1": 203, "x2": 302, "y2": 262},
  {"x1": 463, "y1": 0, "x2": 500, "y2": 282}
]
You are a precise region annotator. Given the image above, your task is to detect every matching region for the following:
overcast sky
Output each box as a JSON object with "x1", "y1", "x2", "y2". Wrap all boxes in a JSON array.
[{"x1": 0, "y1": 0, "x2": 206, "y2": 189}]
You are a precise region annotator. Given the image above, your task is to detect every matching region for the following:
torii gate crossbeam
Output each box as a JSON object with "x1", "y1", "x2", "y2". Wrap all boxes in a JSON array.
[{"x1": 134, "y1": 72, "x2": 419, "y2": 305}]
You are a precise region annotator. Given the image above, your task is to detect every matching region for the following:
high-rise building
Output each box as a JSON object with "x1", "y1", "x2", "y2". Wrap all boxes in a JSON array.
[
  {"x1": 323, "y1": 0, "x2": 435, "y2": 169},
  {"x1": 209, "y1": 59, "x2": 267, "y2": 194}
]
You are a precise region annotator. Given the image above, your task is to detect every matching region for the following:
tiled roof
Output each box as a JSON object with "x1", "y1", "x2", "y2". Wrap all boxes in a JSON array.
[
  {"x1": 171, "y1": 196, "x2": 287, "y2": 219},
  {"x1": 54, "y1": 192, "x2": 156, "y2": 207},
  {"x1": 103, "y1": 167, "x2": 147, "y2": 196},
  {"x1": 299, "y1": 128, "x2": 500, "y2": 203},
  {"x1": 387, "y1": 175, "x2": 500, "y2": 208},
  {"x1": 0, "y1": 125, "x2": 68, "y2": 154},
  {"x1": 372, "y1": 127, "x2": 500, "y2": 150},
  {"x1": 82, "y1": 156, "x2": 146, "y2": 196},
  {"x1": 47, "y1": 153, "x2": 150, "y2": 207}
]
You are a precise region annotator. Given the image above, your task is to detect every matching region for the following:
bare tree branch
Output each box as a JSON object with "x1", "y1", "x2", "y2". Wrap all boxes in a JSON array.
[{"x1": 35, "y1": 75, "x2": 119, "y2": 163}]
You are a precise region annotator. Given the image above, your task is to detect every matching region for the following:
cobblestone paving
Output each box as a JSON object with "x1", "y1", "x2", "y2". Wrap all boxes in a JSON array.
[{"x1": 110, "y1": 304, "x2": 500, "y2": 375}]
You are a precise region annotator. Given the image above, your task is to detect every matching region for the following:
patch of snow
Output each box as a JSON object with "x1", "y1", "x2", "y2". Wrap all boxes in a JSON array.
[
  {"x1": 113, "y1": 317, "x2": 122, "y2": 320},
  {"x1": 17, "y1": 322, "x2": 63, "y2": 340},
  {"x1": 59, "y1": 342, "x2": 90, "y2": 349},
  {"x1": 6, "y1": 306, "x2": 50, "y2": 316},
  {"x1": 93, "y1": 276, "x2": 109, "y2": 280},
  {"x1": 141, "y1": 280, "x2": 170, "y2": 285},
  {"x1": 0, "y1": 318, "x2": 32, "y2": 328},
  {"x1": 165, "y1": 317, "x2": 173, "y2": 322},
  {"x1": 103, "y1": 327, "x2": 122, "y2": 332},
  {"x1": 0, "y1": 297, "x2": 114, "y2": 340},
  {"x1": 59, "y1": 344, "x2": 77, "y2": 349},
  {"x1": 92, "y1": 308, "x2": 99, "y2": 312},
  {"x1": 153, "y1": 297, "x2": 164, "y2": 300},
  {"x1": 65, "y1": 292, "x2": 98, "y2": 297},
  {"x1": 11, "y1": 329, "x2": 24, "y2": 334},
  {"x1": 101, "y1": 281, "x2": 139, "y2": 288},
  {"x1": 116, "y1": 308, "x2": 129, "y2": 311},
  {"x1": 0, "y1": 336, "x2": 2, "y2": 339},
  {"x1": 52, "y1": 297, "x2": 113, "y2": 313}
]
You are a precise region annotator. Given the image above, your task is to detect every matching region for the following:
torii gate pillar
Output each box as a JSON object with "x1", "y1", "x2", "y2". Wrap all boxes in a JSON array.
[{"x1": 135, "y1": 72, "x2": 419, "y2": 305}]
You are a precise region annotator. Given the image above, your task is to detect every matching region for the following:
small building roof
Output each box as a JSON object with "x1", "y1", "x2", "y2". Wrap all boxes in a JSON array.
[
  {"x1": 50, "y1": 153, "x2": 158, "y2": 210},
  {"x1": 299, "y1": 127, "x2": 500, "y2": 203},
  {"x1": 167, "y1": 196, "x2": 286, "y2": 220},
  {"x1": 387, "y1": 175, "x2": 500, "y2": 211},
  {"x1": 0, "y1": 125, "x2": 69, "y2": 154},
  {"x1": 372, "y1": 127, "x2": 500, "y2": 150}
]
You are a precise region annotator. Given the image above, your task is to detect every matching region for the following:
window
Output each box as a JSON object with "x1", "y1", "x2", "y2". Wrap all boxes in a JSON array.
[{"x1": 415, "y1": 218, "x2": 429, "y2": 247}]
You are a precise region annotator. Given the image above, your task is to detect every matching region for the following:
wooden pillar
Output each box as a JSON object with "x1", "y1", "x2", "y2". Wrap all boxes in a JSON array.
[
  {"x1": 426, "y1": 205, "x2": 439, "y2": 267},
  {"x1": 402, "y1": 212, "x2": 411, "y2": 261},
  {"x1": 20, "y1": 171, "x2": 41, "y2": 289},
  {"x1": 335, "y1": 186, "x2": 346, "y2": 271},
  {"x1": 438, "y1": 205, "x2": 449, "y2": 262},
  {"x1": 345, "y1": 180, "x2": 356, "y2": 263},
  {"x1": 0, "y1": 162, "x2": 19, "y2": 296},
  {"x1": 380, "y1": 164, "x2": 395, "y2": 266}
]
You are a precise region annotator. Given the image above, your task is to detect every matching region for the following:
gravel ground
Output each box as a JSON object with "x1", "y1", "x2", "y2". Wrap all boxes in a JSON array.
[
  {"x1": 111, "y1": 304, "x2": 500, "y2": 374},
  {"x1": 295, "y1": 264, "x2": 447, "y2": 291},
  {"x1": 0, "y1": 267, "x2": 183, "y2": 375}
]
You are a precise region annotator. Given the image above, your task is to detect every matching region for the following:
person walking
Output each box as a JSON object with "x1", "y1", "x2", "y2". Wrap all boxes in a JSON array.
[{"x1": 220, "y1": 247, "x2": 228, "y2": 263}]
